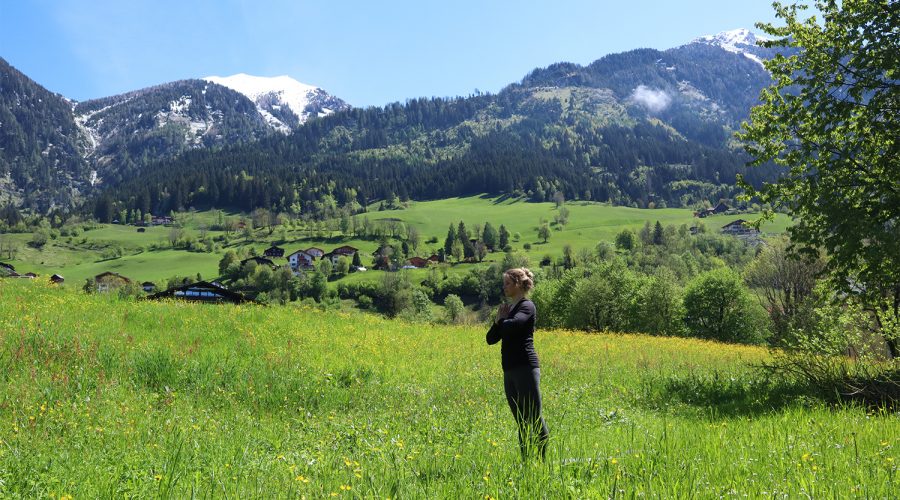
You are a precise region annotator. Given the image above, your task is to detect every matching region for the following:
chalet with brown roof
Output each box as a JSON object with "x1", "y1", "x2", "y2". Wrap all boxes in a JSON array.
[
  {"x1": 696, "y1": 202, "x2": 731, "y2": 218},
  {"x1": 332, "y1": 245, "x2": 358, "y2": 256},
  {"x1": 151, "y1": 215, "x2": 174, "y2": 226},
  {"x1": 287, "y1": 249, "x2": 316, "y2": 271},
  {"x1": 428, "y1": 254, "x2": 440, "y2": 262},
  {"x1": 407, "y1": 256, "x2": 428, "y2": 268},
  {"x1": 94, "y1": 272, "x2": 131, "y2": 293},
  {"x1": 0, "y1": 262, "x2": 15, "y2": 276},
  {"x1": 7, "y1": 272, "x2": 37, "y2": 279},
  {"x1": 305, "y1": 247, "x2": 325, "y2": 259},
  {"x1": 147, "y1": 281, "x2": 249, "y2": 304},
  {"x1": 264, "y1": 246, "x2": 285, "y2": 258},
  {"x1": 322, "y1": 245, "x2": 359, "y2": 266},
  {"x1": 721, "y1": 219, "x2": 759, "y2": 237}
]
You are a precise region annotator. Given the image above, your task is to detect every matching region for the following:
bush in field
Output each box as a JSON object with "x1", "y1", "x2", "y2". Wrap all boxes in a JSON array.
[
  {"x1": 566, "y1": 261, "x2": 642, "y2": 332},
  {"x1": 377, "y1": 272, "x2": 413, "y2": 318},
  {"x1": 683, "y1": 268, "x2": 769, "y2": 344},
  {"x1": 292, "y1": 271, "x2": 327, "y2": 302},
  {"x1": 402, "y1": 288, "x2": 433, "y2": 322},
  {"x1": 444, "y1": 294, "x2": 464, "y2": 323},
  {"x1": 29, "y1": 229, "x2": 49, "y2": 248},
  {"x1": 117, "y1": 281, "x2": 145, "y2": 300},
  {"x1": 357, "y1": 294, "x2": 373, "y2": 309},
  {"x1": 743, "y1": 236, "x2": 825, "y2": 345},
  {"x1": 636, "y1": 268, "x2": 685, "y2": 337},
  {"x1": 335, "y1": 256, "x2": 351, "y2": 277},
  {"x1": 531, "y1": 268, "x2": 581, "y2": 329}
]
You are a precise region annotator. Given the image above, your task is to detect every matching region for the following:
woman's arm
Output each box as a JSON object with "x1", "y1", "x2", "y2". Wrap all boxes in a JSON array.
[
  {"x1": 486, "y1": 301, "x2": 534, "y2": 343},
  {"x1": 486, "y1": 303, "x2": 511, "y2": 345}
]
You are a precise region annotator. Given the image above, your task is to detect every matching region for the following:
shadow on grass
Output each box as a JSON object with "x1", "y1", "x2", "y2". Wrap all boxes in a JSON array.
[{"x1": 638, "y1": 369, "x2": 819, "y2": 418}]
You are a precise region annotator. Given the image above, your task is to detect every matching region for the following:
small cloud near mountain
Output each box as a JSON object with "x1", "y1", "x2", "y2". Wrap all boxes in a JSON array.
[{"x1": 629, "y1": 85, "x2": 671, "y2": 113}]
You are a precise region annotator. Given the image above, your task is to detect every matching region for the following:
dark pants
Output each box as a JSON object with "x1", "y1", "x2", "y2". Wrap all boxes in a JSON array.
[{"x1": 503, "y1": 366, "x2": 550, "y2": 460}]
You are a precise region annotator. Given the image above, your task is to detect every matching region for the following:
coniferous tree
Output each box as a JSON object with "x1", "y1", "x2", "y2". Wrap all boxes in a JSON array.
[{"x1": 499, "y1": 224, "x2": 510, "y2": 250}]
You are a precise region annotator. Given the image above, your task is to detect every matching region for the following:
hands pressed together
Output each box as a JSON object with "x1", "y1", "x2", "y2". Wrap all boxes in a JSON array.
[{"x1": 495, "y1": 303, "x2": 511, "y2": 324}]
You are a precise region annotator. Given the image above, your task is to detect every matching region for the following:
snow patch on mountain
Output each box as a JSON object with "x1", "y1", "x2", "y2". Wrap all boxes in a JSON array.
[
  {"x1": 203, "y1": 73, "x2": 347, "y2": 132},
  {"x1": 692, "y1": 28, "x2": 771, "y2": 67}
]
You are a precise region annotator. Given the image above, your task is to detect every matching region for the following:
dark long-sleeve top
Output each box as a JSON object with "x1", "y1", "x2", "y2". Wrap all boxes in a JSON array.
[{"x1": 486, "y1": 298, "x2": 540, "y2": 371}]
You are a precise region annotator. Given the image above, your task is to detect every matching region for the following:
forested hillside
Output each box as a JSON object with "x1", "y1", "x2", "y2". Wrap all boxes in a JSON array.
[
  {"x1": 0, "y1": 58, "x2": 88, "y2": 210},
  {"x1": 3, "y1": 38, "x2": 785, "y2": 219},
  {"x1": 100, "y1": 43, "x2": 783, "y2": 220}
]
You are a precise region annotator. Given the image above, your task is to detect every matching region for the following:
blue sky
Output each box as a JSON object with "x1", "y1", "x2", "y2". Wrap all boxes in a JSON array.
[{"x1": 1, "y1": 0, "x2": 783, "y2": 107}]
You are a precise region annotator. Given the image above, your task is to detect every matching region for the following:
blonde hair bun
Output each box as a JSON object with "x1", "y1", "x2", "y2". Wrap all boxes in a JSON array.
[{"x1": 505, "y1": 267, "x2": 535, "y2": 293}]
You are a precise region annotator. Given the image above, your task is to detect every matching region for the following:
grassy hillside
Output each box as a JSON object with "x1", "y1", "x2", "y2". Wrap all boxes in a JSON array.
[
  {"x1": 0, "y1": 281, "x2": 895, "y2": 497},
  {"x1": 4, "y1": 196, "x2": 791, "y2": 287}
]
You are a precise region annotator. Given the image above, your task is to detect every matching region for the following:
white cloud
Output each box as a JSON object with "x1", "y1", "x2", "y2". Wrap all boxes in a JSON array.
[{"x1": 629, "y1": 85, "x2": 671, "y2": 113}]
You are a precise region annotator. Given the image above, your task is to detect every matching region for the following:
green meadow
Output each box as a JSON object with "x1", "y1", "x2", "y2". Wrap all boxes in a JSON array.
[
  {"x1": 0, "y1": 281, "x2": 895, "y2": 498},
  {"x1": 4, "y1": 196, "x2": 791, "y2": 286}
]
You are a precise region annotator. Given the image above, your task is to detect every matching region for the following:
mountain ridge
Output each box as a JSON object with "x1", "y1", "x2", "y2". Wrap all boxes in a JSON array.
[{"x1": 0, "y1": 28, "x2": 780, "y2": 215}]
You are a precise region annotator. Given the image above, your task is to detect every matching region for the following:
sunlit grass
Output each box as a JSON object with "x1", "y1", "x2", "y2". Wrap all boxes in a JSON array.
[
  {"x1": 6, "y1": 196, "x2": 792, "y2": 288},
  {"x1": 0, "y1": 280, "x2": 894, "y2": 497}
]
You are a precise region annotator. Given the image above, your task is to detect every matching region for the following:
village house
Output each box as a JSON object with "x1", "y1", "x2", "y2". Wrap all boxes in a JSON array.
[
  {"x1": 151, "y1": 215, "x2": 174, "y2": 226},
  {"x1": 264, "y1": 245, "x2": 285, "y2": 258},
  {"x1": 305, "y1": 247, "x2": 325, "y2": 259},
  {"x1": 49, "y1": 274, "x2": 65, "y2": 284},
  {"x1": 720, "y1": 219, "x2": 760, "y2": 237},
  {"x1": 0, "y1": 262, "x2": 15, "y2": 276},
  {"x1": 323, "y1": 245, "x2": 359, "y2": 266},
  {"x1": 147, "y1": 281, "x2": 248, "y2": 304},
  {"x1": 696, "y1": 202, "x2": 730, "y2": 218},
  {"x1": 94, "y1": 272, "x2": 132, "y2": 293},
  {"x1": 287, "y1": 249, "x2": 317, "y2": 271},
  {"x1": 142, "y1": 281, "x2": 157, "y2": 293},
  {"x1": 6, "y1": 272, "x2": 38, "y2": 279},
  {"x1": 407, "y1": 256, "x2": 428, "y2": 268}
]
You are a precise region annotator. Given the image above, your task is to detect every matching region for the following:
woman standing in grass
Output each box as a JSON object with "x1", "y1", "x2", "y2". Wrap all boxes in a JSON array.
[{"x1": 486, "y1": 267, "x2": 550, "y2": 460}]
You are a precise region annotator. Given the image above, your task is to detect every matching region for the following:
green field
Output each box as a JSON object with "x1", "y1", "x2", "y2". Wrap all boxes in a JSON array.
[
  {"x1": 0, "y1": 281, "x2": 895, "y2": 497},
  {"x1": 3, "y1": 196, "x2": 791, "y2": 287}
]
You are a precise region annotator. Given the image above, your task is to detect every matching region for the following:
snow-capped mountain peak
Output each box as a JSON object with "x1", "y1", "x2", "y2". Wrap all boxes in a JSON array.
[
  {"x1": 692, "y1": 28, "x2": 772, "y2": 66},
  {"x1": 203, "y1": 73, "x2": 349, "y2": 132}
]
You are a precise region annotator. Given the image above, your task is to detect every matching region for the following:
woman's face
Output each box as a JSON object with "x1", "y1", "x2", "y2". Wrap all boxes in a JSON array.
[{"x1": 502, "y1": 275, "x2": 519, "y2": 298}]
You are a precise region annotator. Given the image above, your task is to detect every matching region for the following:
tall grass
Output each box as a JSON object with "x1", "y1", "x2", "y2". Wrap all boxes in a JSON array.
[{"x1": 0, "y1": 280, "x2": 896, "y2": 497}]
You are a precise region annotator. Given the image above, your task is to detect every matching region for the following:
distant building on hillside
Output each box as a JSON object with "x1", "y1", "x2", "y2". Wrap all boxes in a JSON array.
[
  {"x1": 305, "y1": 247, "x2": 325, "y2": 259},
  {"x1": 407, "y1": 256, "x2": 428, "y2": 268},
  {"x1": 264, "y1": 245, "x2": 285, "y2": 258},
  {"x1": 287, "y1": 249, "x2": 317, "y2": 271},
  {"x1": 94, "y1": 272, "x2": 132, "y2": 293},
  {"x1": 147, "y1": 280, "x2": 249, "y2": 304},
  {"x1": 49, "y1": 274, "x2": 65, "y2": 284},
  {"x1": 696, "y1": 202, "x2": 730, "y2": 218},
  {"x1": 151, "y1": 215, "x2": 174, "y2": 226},
  {"x1": 721, "y1": 219, "x2": 760, "y2": 237}
]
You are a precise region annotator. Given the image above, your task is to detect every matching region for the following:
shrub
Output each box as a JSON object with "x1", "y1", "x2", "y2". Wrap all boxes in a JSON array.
[
  {"x1": 357, "y1": 294, "x2": 373, "y2": 309},
  {"x1": 566, "y1": 261, "x2": 642, "y2": 332},
  {"x1": 444, "y1": 294, "x2": 464, "y2": 323},
  {"x1": 683, "y1": 268, "x2": 769, "y2": 344},
  {"x1": 635, "y1": 268, "x2": 685, "y2": 336}
]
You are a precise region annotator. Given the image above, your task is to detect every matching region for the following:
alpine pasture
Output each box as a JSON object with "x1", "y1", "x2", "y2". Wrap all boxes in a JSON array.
[
  {"x1": 1, "y1": 196, "x2": 791, "y2": 286},
  {"x1": 0, "y1": 281, "x2": 896, "y2": 497}
]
